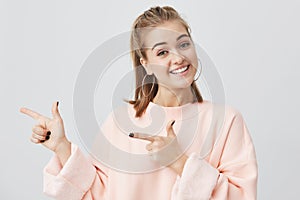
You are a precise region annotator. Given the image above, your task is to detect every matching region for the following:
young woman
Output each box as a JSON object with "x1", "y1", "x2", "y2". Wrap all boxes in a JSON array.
[{"x1": 20, "y1": 6, "x2": 258, "y2": 200}]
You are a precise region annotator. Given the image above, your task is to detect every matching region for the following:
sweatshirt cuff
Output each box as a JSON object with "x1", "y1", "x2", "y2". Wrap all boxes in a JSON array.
[
  {"x1": 43, "y1": 144, "x2": 96, "y2": 199},
  {"x1": 172, "y1": 153, "x2": 219, "y2": 199}
]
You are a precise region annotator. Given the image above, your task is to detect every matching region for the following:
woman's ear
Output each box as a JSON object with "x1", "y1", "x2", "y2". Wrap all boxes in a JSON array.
[
  {"x1": 140, "y1": 57, "x2": 146, "y2": 68},
  {"x1": 140, "y1": 57, "x2": 153, "y2": 75}
]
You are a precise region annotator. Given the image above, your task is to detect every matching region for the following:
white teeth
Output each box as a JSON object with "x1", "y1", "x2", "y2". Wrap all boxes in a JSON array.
[{"x1": 171, "y1": 65, "x2": 189, "y2": 74}]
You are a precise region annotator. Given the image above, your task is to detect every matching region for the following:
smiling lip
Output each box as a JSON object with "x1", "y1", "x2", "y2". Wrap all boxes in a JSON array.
[{"x1": 170, "y1": 65, "x2": 190, "y2": 74}]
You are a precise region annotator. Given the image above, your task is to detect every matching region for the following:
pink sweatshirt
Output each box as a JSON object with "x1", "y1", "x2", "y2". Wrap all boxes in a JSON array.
[{"x1": 43, "y1": 101, "x2": 258, "y2": 199}]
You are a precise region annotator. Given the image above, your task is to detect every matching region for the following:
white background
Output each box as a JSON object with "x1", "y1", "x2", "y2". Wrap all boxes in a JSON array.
[{"x1": 1, "y1": 0, "x2": 299, "y2": 199}]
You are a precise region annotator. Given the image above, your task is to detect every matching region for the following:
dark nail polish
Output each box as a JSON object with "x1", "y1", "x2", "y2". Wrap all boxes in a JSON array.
[
  {"x1": 129, "y1": 133, "x2": 134, "y2": 137},
  {"x1": 171, "y1": 120, "x2": 175, "y2": 126},
  {"x1": 57, "y1": 101, "x2": 59, "y2": 106},
  {"x1": 47, "y1": 131, "x2": 51, "y2": 136},
  {"x1": 45, "y1": 135, "x2": 50, "y2": 140},
  {"x1": 40, "y1": 140, "x2": 45, "y2": 143}
]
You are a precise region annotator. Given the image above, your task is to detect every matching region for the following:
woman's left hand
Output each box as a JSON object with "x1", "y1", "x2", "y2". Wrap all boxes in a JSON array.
[{"x1": 130, "y1": 120, "x2": 188, "y2": 175}]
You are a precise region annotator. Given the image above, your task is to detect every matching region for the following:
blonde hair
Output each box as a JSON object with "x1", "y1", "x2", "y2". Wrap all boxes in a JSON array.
[{"x1": 128, "y1": 6, "x2": 203, "y2": 117}]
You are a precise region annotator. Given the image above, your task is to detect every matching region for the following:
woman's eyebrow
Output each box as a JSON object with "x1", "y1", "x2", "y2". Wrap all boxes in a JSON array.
[
  {"x1": 151, "y1": 34, "x2": 190, "y2": 51},
  {"x1": 176, "y1": 34, "x2": 189, "y2": 41},
  {"x1": 151, "y1": 42, "x2": 167, "y2": 50}
]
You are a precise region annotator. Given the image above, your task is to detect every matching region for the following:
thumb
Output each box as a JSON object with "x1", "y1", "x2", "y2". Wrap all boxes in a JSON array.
[
  {"x1": 51, "y1": 101, "x2": 61, "y2": 119},
  {"x1": 166, "y1": 120, "x2": 176, "y2": 138}
]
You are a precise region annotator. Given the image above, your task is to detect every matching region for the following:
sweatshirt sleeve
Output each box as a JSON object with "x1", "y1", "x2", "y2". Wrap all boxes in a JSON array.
[
  {"x1": 171, "y1": 111, "x2": 258, "y2": 200},
  {"x1": 43, "y1": 144, "x2": 108, "y2": 200}
]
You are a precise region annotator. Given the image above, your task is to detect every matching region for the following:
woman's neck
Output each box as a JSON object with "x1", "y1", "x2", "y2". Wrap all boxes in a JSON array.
[{"x1": 152, "y1": 86, "x2": 195, "y2": 107}]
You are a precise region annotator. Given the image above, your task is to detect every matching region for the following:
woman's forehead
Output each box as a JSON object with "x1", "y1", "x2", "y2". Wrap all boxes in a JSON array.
[{"x1": 141, "y1": 21, "x2": 189, "y2": 48}]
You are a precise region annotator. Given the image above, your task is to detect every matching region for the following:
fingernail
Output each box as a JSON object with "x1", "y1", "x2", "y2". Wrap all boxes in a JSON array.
[
  {"x1": 40, "y1": 140, "x2": 45, "y2": 143},
  {"x1": 129, "y1": 133, "x2": 134, "y2": 137},
  {"x1": 171, "y1": 120, "x2": 175, "y2": 126},
  {"x1": 45, "y1": 135, "x2": 50, "y2": 140},
  {"x1": 47, "y1": 131, "x2": 51, "y2": 136},
  {"x1": 57, "y1": 101, "x2": 59, "y2": 106}
]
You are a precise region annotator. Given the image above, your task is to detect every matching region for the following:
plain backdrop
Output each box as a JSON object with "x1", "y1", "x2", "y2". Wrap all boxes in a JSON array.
[{"x1": 1, "y1": 0, "x2": 299, "y2": 199}]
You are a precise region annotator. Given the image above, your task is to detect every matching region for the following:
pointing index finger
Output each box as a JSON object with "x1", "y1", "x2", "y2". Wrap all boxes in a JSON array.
[
  {"x1": 20, "y1": 107, "x2": 43, "y2": 120},
  {"x1": 129, "y1": 132, "x2": 155, "y2": 142}
]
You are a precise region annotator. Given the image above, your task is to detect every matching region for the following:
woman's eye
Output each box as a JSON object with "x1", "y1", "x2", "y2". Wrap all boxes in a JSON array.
[
  {"x1": 157, "y1": 50, "x2": 168, "y2": 56},
  {"x1": 179, "y1": 42, "x2": 191, "y2": 49}
]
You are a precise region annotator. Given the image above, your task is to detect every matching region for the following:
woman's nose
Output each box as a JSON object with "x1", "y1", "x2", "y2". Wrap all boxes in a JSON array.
[{"x1": 171, "y1": 51, "x2": 184, "y2": 64}]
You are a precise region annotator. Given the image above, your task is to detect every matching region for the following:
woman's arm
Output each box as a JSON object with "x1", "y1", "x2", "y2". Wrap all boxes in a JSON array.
[
  {"x1": 171, "y1": 111, "x2": 258, "y2": 200},
  {"x1": 20, "y1": 102, "x2": 109, "y2": 199},
  {"x1": 43, "y1": 144, "x2": 108, "y2": 200}
]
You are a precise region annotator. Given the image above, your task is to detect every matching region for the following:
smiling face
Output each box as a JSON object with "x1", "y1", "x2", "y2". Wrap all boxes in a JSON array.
[{"x1": 140, "y1": 20, "x2": 198, "y2": 90}]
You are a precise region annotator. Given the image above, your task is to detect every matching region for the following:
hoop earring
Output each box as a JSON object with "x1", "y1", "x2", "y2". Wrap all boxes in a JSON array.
[
  {"x1": 194, "y1": 58, "x2": 203, "y2": 81},
  {"x1": 141, "y1": 74, "x2": 155, "y2": 97}
]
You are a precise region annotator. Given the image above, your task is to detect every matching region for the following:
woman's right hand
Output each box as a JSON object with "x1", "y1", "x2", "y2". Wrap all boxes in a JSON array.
[{"x1": 20, "y1": 101, "x2": 69, "y2": 153}]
